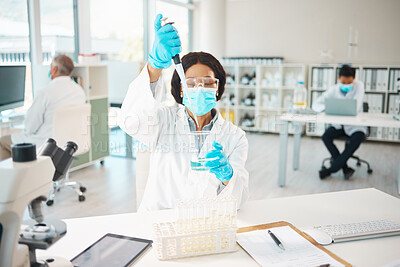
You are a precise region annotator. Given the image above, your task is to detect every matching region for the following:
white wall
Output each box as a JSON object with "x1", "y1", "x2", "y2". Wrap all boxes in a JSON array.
[
  {"x1": 194, "y1": 0, "x2": 400, "y2": 65},
  {"x1": 193, "y1": 0, "x2": 226, "y2": 59}
]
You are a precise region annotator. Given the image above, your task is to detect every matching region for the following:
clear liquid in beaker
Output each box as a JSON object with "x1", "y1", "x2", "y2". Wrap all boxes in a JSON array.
[{"x1": 189, "y1": 131, "x2": 214, "y2": 171}]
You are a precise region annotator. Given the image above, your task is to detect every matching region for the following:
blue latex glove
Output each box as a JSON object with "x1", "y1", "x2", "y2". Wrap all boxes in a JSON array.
[
  {"x1": 204, "y1": 141, "x2": 233, "y2": 182},
  {"x1": 148, "y1": 14, "x2": 182, "y2": 69}
]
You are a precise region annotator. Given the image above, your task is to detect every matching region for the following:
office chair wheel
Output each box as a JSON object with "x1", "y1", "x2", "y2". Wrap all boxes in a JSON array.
[
  {"x1": 79, "y1": 195, "x2": 85, "y2": 202},
  {"x1": 80, "y1": 186, "x2": 86, "y2": 193},
  {"x1": 368, "y1": 169, "x2": 373, "y2": 174},
  {"x1": 356, "y1": 162, "x2": 361, "y2": 167},
  {"x1": 46, "y1": 200, "x2": 54, "y2": 206},
  {"x1": 100, "y1": 160, "x2": 105, "y2": 166}
]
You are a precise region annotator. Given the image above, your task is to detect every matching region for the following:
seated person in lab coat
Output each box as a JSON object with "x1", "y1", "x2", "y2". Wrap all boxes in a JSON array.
[
  {"x1": 0, "y1": 55, "x2": 86, "y2": 160},
  {"x1": 312, "y1": 65, "x2": 366, "y2": 180},
  {"x1": 118, "y1": 14, "x2": 249, "y2": 212}
]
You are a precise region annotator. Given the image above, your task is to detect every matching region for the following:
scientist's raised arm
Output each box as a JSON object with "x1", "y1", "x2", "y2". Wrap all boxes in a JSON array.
[
  {"x1": 118, "y1": 14, "x2": 249, "y2": 212},
  {"x1": 118, "y1": 14, "x2": 182, "y2": 149}
]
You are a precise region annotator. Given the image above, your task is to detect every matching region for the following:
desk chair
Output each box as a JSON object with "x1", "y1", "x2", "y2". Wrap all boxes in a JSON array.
[
  {"x1": 321, "y1": 103, "x2": 373, "y2": 178},
  {"x1": 46, "y1": 104, "x2": 91, "y2": 206}
]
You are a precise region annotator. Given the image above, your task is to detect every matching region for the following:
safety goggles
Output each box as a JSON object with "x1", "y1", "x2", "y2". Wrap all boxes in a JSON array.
[{"x1": 184, "y1": 77, "x2": 219, "y2": 89}]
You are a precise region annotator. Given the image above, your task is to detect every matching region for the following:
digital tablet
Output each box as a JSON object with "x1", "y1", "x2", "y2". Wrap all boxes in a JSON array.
[{"x1": 71, "y1": 233, "x2": 152, "y2": 267}]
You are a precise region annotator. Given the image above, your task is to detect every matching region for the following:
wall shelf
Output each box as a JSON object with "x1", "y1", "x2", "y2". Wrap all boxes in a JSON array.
[{"x1": 222, "y1": 63, "x2": 307, "y2": 133}]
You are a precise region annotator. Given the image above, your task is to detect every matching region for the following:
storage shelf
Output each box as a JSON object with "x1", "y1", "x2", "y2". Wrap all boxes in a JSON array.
[
  {"x1": 310, "y1": 88, "x2": 328, "y2": 91},
  {"x1": 258, "y1": 65, "x2": 283, "y2": 68},
  {"x1": 260, "y1": 86, "x2": 280, "y2": 90},
  {"x1": 238, "y1": 105, "x2": 256, "y2": 110},
  {"x1": 367, "y1": 137, "x2": 400, "y2": 143},
  {"x1": 365, "y1": 90, "x2": 386, "y2": 93},
  {"x1": 259, "y1": 107, "x2": 282, "y2": 111},
  {"x1": 238, "y1": 84, "x2": 256, "y2": 89},
  {"x1": 260, "y1": 86, "x2": 295, "y2": 90},
  {"x1": 223, "y1": 63, "x2": 307, "y2": 133}
]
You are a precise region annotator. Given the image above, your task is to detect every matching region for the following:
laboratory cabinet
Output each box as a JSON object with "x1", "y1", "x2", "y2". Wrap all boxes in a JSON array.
[
  {"x1": 70, "y1": 65, "x2": 109, "y2": 170},
  {"x1": 220, "y1": 63, "x2": 307, "y2": 134}
]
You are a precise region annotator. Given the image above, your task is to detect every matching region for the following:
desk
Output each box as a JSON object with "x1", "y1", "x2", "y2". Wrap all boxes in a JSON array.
[
  {"x1": 37, "y1": 188, "x2": 400, "y2": 266},
  {"x1": 278, "y1": 113, "x2": 400, "y2": 189},
  {"x1": 0, "y1": 115, "x2": 24, "y2": 136}
]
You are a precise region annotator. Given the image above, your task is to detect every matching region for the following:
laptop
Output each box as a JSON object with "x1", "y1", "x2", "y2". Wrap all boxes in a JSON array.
[{"x1": 325, "y1": 98, "x2": 357, "y2": 116}]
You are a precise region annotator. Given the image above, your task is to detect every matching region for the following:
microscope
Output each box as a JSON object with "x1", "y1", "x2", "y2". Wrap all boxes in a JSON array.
[{"x1": 0, "y1": 139, "x2": 78, "y2": 267}]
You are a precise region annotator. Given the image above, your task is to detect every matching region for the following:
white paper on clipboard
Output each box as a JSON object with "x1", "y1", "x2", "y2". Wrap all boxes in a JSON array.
[{"x1": 237, "y1": 226, "x2": 345, "y2": 267}]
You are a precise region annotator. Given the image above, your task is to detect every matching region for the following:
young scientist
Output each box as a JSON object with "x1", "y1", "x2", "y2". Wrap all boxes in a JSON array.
[
  {"x1": 312, "y1": 65, "x2": 366, "y2": 180},
  {"x1": 118, "y1": 14, "x2": 249, "y2": 212}
]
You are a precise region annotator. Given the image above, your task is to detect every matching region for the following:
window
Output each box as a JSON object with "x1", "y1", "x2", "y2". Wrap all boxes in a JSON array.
[
  {"x1": 40, "y1": 0, "x2": 75, "y2": 63},
  {"x1": 0, "y1": 0, "x2": 32, "y2": 110},
  {"x1": 0, "y1": 0, "x2": 30, "y2": 63},
  {"x1": 156, "y1": 1, "x2": 190, "y2": 55},
  {"x1": 153, "y1": 1, "x2": 192, "y2": 105},
  {"x1": 90, "y1": 0, "x2": 143, "y2": 62}
]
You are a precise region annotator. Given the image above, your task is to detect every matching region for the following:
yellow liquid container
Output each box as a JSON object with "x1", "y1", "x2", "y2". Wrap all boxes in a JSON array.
[
  {"x1": 293, "y1": 81, "x2": 307, "y2": 110},
  {"x1": 221, "y1": 110, "x2": 235, "y2": 124},
  {"x1": 294, "y1": 102, "x2": 307, "y2": 109}
]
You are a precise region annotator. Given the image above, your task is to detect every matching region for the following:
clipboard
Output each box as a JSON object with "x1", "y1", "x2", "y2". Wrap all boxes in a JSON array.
[{"x1": 237, "y1": 221, "x2": 351, "y2": 267}]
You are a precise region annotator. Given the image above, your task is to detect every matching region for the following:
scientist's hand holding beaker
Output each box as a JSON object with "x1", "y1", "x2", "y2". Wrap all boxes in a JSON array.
[
  {"x1": 148, "y1": 14, "x2": 182, "y2": 69},
  {"x1": 204, "y1": 141, "x2": 233, "y2": 185}
]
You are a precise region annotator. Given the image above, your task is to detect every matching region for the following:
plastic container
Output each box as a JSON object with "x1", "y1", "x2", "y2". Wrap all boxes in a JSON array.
[
  {"x1": 153, "y1": 197, "x2": 238, "y2": 260},
  {"x1": 293, "y1": 81, "x2": 307, "y2": 110}
]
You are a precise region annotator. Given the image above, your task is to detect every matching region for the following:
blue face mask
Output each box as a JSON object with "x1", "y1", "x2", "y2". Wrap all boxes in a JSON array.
[
  {"x1": 183, "y1": 87, "x2": 217, "y2": 116},
  {"x1": 340, "y1": 84, "x2": 353, "y2": 92},
  {"x1": 48, "y1": 69, "x2": 52, "y2": 79}
]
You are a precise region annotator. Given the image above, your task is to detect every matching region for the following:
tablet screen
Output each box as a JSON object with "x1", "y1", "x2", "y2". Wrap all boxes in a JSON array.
[{"x1": 71, "y1": 233, "x2": 152, "y2": 267}]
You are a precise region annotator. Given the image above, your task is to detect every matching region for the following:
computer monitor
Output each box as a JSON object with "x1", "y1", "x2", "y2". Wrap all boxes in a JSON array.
[{"x1": 0, "y1": 65, "x2": 26, "y2": 113}]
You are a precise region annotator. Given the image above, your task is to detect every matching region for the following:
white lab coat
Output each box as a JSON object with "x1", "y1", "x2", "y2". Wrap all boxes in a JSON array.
[
  {"x1": 12, "y1": 76, "x2": 86, "y2": 146},
  {"x1": 118, "y1": 64, "x2": 249, "y2": 212},
  {"x1": 312, "y1": 80, "x2": 367, "y2": 136}
]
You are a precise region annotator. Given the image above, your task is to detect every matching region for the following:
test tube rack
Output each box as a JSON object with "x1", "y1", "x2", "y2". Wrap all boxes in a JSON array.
[{"x1": 153, "y1": 197, "x2": 238, "y2": 260}]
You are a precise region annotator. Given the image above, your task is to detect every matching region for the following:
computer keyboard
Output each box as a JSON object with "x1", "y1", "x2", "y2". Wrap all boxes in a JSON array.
[{"x1": 313, "y1": 220, "x2": 400, "y2": 243}]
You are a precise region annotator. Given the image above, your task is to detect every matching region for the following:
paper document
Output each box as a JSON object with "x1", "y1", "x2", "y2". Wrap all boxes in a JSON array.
[{"x1": 237, "y1": 226, "x2": 344, "y2": 267}]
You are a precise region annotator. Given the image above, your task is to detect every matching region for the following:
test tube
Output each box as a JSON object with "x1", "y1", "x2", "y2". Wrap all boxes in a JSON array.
[{"x1": 177, "y1": 203, "x2": 183, "y2": 234}]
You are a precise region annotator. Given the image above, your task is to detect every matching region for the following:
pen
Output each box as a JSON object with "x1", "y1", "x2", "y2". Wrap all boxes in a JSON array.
[
  {"x1": 317, "y1": 264, "x2": 330, "y2": 267},
  {"x1": 267, "y1": 230, "x2": 285, "y2": 250}
]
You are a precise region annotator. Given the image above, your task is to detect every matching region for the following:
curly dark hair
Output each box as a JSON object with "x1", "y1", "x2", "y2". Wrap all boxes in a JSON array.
[{"x1": 171, "y1": 51, "x2": 226, "y2": 104}]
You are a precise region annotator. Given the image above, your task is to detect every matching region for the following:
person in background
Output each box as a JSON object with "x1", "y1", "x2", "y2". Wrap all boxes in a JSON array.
[
  {"x1": 312, "y1": 65, "x2": 366, "y2": 180},
  {"x1": 0, "y1": 55, "x2": 86, "y2": 160},
  {"x1": 118, "y1": 14, "x2": 249, "y2": 212}
]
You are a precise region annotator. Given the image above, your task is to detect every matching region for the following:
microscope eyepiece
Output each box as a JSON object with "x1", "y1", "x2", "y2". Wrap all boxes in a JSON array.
[
  {"x1": 64, "y1": 141, "x2": 78, "y2": 156},
  {"x1": 37, "y1": 138, "x2": 78, "y2": 181},
  {"x1": 11, "y1": 143, "x2": 37, "y2": 162}
]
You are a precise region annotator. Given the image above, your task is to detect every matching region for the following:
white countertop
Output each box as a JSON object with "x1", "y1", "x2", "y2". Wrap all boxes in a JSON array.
[{"x1": 37, "y1": 188, "x2": 400, "y2": 266}]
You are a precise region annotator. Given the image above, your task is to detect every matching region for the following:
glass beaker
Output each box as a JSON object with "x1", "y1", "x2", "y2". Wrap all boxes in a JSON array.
[{"x1": 188, "y1": 131, "x2": 215, "y2": 171}]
